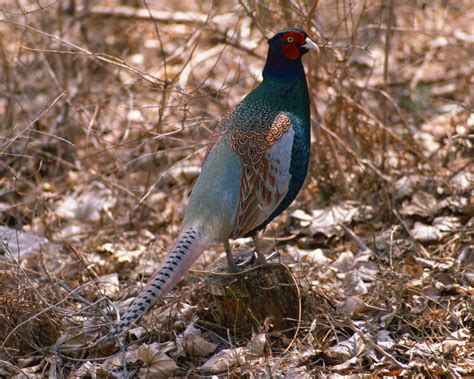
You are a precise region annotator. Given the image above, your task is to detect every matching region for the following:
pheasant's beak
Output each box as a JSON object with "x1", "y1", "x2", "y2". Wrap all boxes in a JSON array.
[{"x1": 302, "y1": 37, "x2": 320, "y2": 53}]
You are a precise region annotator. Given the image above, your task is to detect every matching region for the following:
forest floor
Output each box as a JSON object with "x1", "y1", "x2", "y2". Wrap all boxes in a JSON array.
[{"x1": 0, "y1": 1, "x2": 473, "y2": 377}]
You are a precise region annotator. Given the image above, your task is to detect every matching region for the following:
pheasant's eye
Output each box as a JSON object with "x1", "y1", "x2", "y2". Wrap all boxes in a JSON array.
[{"x1": 287, "y1": 36, "x2": 294, "y2": 43}]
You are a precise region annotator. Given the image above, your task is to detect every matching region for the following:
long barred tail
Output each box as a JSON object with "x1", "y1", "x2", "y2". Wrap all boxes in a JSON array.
[{"x1": 106, "y1": 226, "x2": 209, "y2": 339}]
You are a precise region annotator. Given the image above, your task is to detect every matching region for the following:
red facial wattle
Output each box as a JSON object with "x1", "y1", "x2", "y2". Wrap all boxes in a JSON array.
[
  {"x1": 279, "y1": 31, "x2": 306, "y2": 60},
  {"x1": 283, "y1": 44, "x2": 299, "y2": 60}
]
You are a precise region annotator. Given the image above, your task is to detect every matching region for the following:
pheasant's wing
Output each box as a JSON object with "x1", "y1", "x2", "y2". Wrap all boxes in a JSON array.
[{"x1": 231, "y1": 112, "x2": 295, "y2": 238}]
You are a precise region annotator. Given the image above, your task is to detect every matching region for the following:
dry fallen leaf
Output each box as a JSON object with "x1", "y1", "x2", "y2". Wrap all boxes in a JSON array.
[
  {"x1": 246, "y1": 333, "x2": 267, "y2": 357},
  {"x1": 137, "y1": 343, "x2": 178, "y2": 379},
  {"x1": 412, "y1": 216, "x2": 461, "y2": 242},
  {"x1": 55, "y1": 182, "x2": 116, "y2": 222},
  {"x1": 175, "y1": 320, "x2": 217, "y2": 357},
  {"x1": 447, "y1": 171, "x2": 473, "y2": 193},
  {"x1": 340, "y1": 295, "x2": 368, "y2": 315},
  {"x1": 331, "y1": 251, "x2": 355, "y2": 272},
  {"x1": 342, "y1": 270, "x2": 370, "y2": 295},
  {"x1": 286, "y1": 246, "x2": 332, "y2": 266},
  {"x1": 411, "y1": 222, "x2": 443, "y2": 242},
  {"x1": 74, "y1": 361, "x2": 98, "y2": 378},
  {"x1": 184, "y1": 333, "x2": 217, "y2": 356},
  {"x1": 395, "y1": 175, "x2": 429, "y2": 199},
  {"x1": 100, "y1": 345, "x2": 140, "y2": 375},
  {"x1": 414, "y1": 131, "x2": 440, "y2": 154},
  {"x1": 97, "y1": 273, "x2": 119, "y2": 297},
  {"x1": 198, "y1": 347, "x2": 247, "y2": 374},
  {"x1": 325, "y1": 333, "x2": 365, "y2": 363},
  {"x1": 440, "y1": 328, "x2": 469, "y2": 354},
  {"x1": 400, "y1": 191, "x2": 437, "y2": 218},
  {"x1": 376, "y1": 330, "x2": 395, "y2": 350},
  {"x1": 104, "y1": 245, "x2": 146, "y2": 265},
  {"x1": 435, "y1": 195, "x2": 469, "y2": 213},
  {"x1": 0, "y1": 226, "x2": 49, "y2": 258},
  {"x1": 292, "y1": 201, "x2": 374, "y2": 238}
]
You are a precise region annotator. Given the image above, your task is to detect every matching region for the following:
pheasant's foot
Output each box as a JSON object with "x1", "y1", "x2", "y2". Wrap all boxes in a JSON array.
[
  {"x1": 252, "y1": 234, "x2": 267, "y2": 265},
  {"x1": 226, "y1": 257, "x2": 242, "y2": 272},
  {"x1": 224, "y1": 240, "x2": 242, "y2": 272},
  {"x1": 266, "y1": 250, "x2": 279, "y2": 261},
  {"x1": 255, "y1": 250, "x2": 267, "y2": 265},
  {"x1": 249, "y1": 249, "x2": 279, "y2": 266}
]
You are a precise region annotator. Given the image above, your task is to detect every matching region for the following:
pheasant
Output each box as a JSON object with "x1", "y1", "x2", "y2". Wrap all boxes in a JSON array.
[{"x1": 107, "y1": 28, "x2": 318, "y2": 339}]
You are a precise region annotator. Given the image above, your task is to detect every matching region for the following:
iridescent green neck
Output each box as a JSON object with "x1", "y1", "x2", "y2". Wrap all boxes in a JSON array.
[{"x1": 262, "y1": 43, "x2": 306, "y2": 82}]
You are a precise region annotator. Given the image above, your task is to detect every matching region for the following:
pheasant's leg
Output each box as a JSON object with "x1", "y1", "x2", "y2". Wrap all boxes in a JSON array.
[
  {"x1": 224, "y1": 240, "x2": 240, "y2": 272},
  {"x1": 253, "y1": 234, "x2": 267, "y2": 265}
]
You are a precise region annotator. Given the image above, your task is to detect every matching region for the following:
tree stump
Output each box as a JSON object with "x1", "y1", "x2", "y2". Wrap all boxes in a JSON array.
[{"x1": 199, "y1": 260, "x2": 299, "y2": 337}]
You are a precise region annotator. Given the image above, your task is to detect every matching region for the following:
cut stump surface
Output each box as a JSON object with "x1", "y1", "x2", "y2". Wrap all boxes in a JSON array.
[{"x1": 199, "y1": 262, "x2": 299, "y2": 336}]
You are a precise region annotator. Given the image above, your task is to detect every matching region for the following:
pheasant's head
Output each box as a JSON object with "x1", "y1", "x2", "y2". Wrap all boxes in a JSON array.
[
  {"x1": 268, "y1": 29, "x2": 319, "y2": 60},
  {"x1": 264, "y1": 28, "x2": 318, "y2": 80}
]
